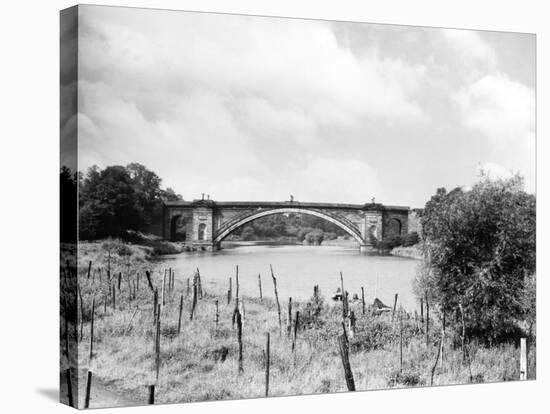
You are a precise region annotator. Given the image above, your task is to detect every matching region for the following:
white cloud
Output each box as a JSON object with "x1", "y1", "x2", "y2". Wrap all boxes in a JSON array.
[
  {"x1": 442, "y1": 29, "x2": 496, "y2": 67},
  {"x1": 477, "y1": 162, "x2": 515, "y2": 181},
  {"x1": 453, "y1": 74, "x2": 534, "y2": 143},
  {"x1": 294, "y1": 157, "x2": 378, "y2": 203},
  {"x1": 72, "y1": 6, "x2": 536, "y2": 206},
  {"x1": 454, "y1": 74, "x2": 535, "y2": 191}
]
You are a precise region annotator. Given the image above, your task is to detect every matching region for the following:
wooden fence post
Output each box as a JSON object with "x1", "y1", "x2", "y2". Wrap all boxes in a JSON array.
[
  {"x1": 177, "y1": 295, "x2": 184, "y2": 335},
  {"x1": 349, "y1": 311, "x2": 356, "y2": 340},
  {"x1": 66, "y1": 368, "x2": 74, "y2": 407},
  {"x1": 458, "y1": 303, "x2": 473, "y2": 383},
  {"x1": 340, "y1": 272, "x2": 348, "y2": 318},
  {"x1": 107, "y1": 249, "x2": 111, "y2": 281},
  {"x1": 187, "y1": 278, "x2": 190, "y2": 298},
  {"x1": 520, "y1": 337, "x2": 528, "y2": 380},
  {"x1": 425, "y1": 292, "x2": 430, "y2": 347},
  {"x1": 399, "y1": 308, "x2": 403, "y2": 372},
  {"x1": 265, "y1": 332, "x2": 270, "y2": 397},
  {"x1": 292, "y1": 311, "x2": 300, "y2": 352},
  {"x1": 270, "y1": 265, "x2": 282, "y2": 335},
  {"x1": 236, "y1": 308, "x2": 244, "y2": 374},
  {"x1": 89, "y1": 297, "x2": 95, "y2": 361},
  {"x1": 78, "y1": 287, "x2": 84, "y2": 341},
  {"x1": 190, "y1": 274, "x2": 198, "y2": 321},
  {"x1": 84, "y1": 371, "x2": 93, "y2": 408},
  {"x1": 148, "y1": 385, "x2": 155, "y2": 404},
  {"x1": 153, "y1": 289, "x2": 158, "y2": 322},
  {"x1": 420, "y1": 297, "x2": 424, "y2": 323},
  {"x1": 338, "y1": 334, "x2": 355, "y2": 391},
  {"x1": 162, "y1": 271, "x2": 166, "y2": 306},
  {"x1": 63, "y1": 297, "x2": 69, "y2": 357},
  {"x1": 118, "y1": 272, "x2": 122, "y2": 291},
  {"x1": 155, "y1": 309, "x2": 161, "y2": 381},
  {"x1": 430, "y1": 337, "x2": 442, "y2": 386},
  {"x1": 392, "y1": 293, "x2": 398, "y2": 322},
  {"x1": 169, "y1": 268, "x2": 173, "y2": 291},
  {"x1": 112, "y1": 283, "x2": 116, "y2": 311},
  {"x1": 228, "y1": 277, "x2": 232, "y2": 304},
  {"x1": 440, "y1": 311, "x2": 446, "y2": 370},
  {"x1": 361, "y1": 287, "x2": 365, "y2": 315},
  {"x1": 87, "y1": 260, "x2": 92, "y2": 279},
  {"x1": 197, "y1": 268, "x2": 203, "y2": 299},
  {"x1": 287, "y1": 297, "x2": 293, "y2": 336},
  {"x1": 258, "y1": 274, "x2": 263, "y2": 300},
  {"x1": 215, "y1": 300, "x2": 219, "y2": 330},
  {"x1": 235, "y1": 265, "x2": 239, "y2": 301},
  {"x1": 145, "y1": 270, "x2": 154, "y2": 292}
]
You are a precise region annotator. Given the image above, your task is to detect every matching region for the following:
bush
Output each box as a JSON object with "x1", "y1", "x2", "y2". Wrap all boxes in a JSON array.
[
  {"x1": 402, "y1": 231, "x2": 420, "y2": 246},
  {"x1": 324, "y1": 232, "x2": 338, "y2": 241},
  {"x1": 241, "y1": 226, "x2": 256, "y2": 241},
  {"x1": 304, "y1": 230, "x2": 324, "y2": 245},
  {"x1": 301, "y1": 291, "x2": 326, "y2": 329},
  {"x1": 375, "y1": 236, "x2": 403, "y2": 251},
  {"x1": 387, "y1": 369, "x2": 424, "y2": 387},
  {"x1": 420, "y1": 175, "x2": 535, "y2": 343}
]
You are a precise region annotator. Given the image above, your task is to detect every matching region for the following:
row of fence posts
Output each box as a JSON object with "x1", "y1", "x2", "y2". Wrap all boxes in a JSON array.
[{"x1": 65, "y1": 260, "x2": 531, "y2": 406}]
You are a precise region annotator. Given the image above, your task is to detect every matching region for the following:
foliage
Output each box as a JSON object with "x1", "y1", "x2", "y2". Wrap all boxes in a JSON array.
[
  {"x1": 60, "y1": 166, "x2": 78, "y2": 243},
  {"x1": 374, "y1": 236, "x2": 403, "y2": 251},
  {"x1": 419, "y1": 174, "x2": 536, "y2": 343},
  {"x1": 231, "y1": 213, "x2": 347, "y2": 242},
  {"x1": 402, "y1": 231, "x2": 419, "y2": 247},
  {"x1": 301, "y1": 291, "x2": 326, "y2": 329},
  {"x1": 78, "y1": 163, "x2": 182, "y2": 240},
  {"x1": 241, "y1": 226, "x2": 256, "y2": 241},
  {"x1": 304, "y1": 230, "x2": 324, "y2": 245}
]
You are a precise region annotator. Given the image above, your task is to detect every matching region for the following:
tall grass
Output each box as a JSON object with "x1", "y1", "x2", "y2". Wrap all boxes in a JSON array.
[{"x1": 62, "y1": 242, "x2": 536, "y2": 407}]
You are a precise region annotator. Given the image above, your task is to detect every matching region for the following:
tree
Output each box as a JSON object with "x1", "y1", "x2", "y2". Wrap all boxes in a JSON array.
[
  {"x1": 126, "y1": 163, "x2": 163, "y2": 226},
  {"x1": 78, "y1": 163, "x2": 183, "y2": 240},
  {"x1": 241, "y1": 226, "x2": 256, "y2": 241},
  {"x1": 79, "y1": 166, "x2": 143, "y2": 239},
  {"x1": 418, "y1": 174, "x2": 535, "y2": 343},
  {"x1": 60, "y1": 166, "x2": 78, "y2": 243}
]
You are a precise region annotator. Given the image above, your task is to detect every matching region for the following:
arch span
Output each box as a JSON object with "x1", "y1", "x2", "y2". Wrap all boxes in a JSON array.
[{"x1": 213, "y1": 207, "x2": 366, "y2": 245}]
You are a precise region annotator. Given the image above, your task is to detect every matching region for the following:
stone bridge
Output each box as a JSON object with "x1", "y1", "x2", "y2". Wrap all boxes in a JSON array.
[{"x1": 163, "y1": 197, "x2": 420, "y2": 252}]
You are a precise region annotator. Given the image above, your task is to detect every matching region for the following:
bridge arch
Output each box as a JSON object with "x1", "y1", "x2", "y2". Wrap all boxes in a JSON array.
[{"x1": 213, "y1": 207, "x2": 366, "y2": 245}]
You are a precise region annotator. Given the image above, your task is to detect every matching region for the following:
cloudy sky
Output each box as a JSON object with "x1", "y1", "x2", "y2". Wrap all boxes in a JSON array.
[{"x1": 73, "y1": 5, "x2": 535, "y2": 207}]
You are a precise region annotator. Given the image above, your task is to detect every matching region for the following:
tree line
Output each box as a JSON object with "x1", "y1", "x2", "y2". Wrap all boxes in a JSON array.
[{"x1": 67, "y1": 163, "x2": 182, "y2": 240}]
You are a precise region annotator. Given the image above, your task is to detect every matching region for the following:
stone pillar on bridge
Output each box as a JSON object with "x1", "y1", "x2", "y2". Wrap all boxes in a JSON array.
[
  {"x1": 360, "y1": 206, "x2": 383, "y2": 252},
  {"x1": 190, "y1": 200, "x2": 219, "y2": 251}
]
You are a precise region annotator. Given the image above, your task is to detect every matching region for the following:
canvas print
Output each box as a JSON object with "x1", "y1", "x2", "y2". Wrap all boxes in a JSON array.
[{"x1": 60, "y1": 5, "x2": 536, "y2": 409}]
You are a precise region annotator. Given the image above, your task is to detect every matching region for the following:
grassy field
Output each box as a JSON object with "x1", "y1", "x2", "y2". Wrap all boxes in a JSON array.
[{"x1": 60, "y1": 241, "x2": 536, "y2": 408}]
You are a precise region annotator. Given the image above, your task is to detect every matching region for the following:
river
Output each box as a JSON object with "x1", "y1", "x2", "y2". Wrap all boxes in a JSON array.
[{"x1": 157, "y1": 242, "x2": 420, "y2": 311}]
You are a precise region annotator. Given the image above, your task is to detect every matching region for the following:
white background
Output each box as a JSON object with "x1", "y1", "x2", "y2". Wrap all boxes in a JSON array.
[{"x1": 0, "y1": 0, "x2": 546, "y2": 413}]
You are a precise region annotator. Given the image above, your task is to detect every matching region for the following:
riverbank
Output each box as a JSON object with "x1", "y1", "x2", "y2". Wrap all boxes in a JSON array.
[
  {"x1": 390, "y1": 244, "x2": 422, "y2": 260},
  {"x1": 61, "y1": 241, "x2": 536, "y2": 407}
]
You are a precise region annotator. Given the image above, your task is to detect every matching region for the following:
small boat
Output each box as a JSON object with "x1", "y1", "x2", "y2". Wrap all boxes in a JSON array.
[
  {"x1": 331, "y1": 288, "x2": 347, "y2": 301},
  {"x1": 372, "y1": 297, "x2": 391, "y2": 313}
]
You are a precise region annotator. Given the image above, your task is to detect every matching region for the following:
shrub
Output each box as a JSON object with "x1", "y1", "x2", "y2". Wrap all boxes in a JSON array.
[
  {"x1": 304, "y1": 230, "x2": 324, "y2": 245},
  {"x1": 375, "y1": 236, "x2": 403, "y2": 251},
  {"x1": 387, "y1": 369, "x2": 424, "y2": 387},
  {"x1": 241, "y1": 226, "x2": 256, "y2": 241},
  {"x1": 420, "y1": 175, "x2": 535, "y2": 343},
  {"x1": 402, "y1": 231, "x2": 419, "y2": 246}
]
